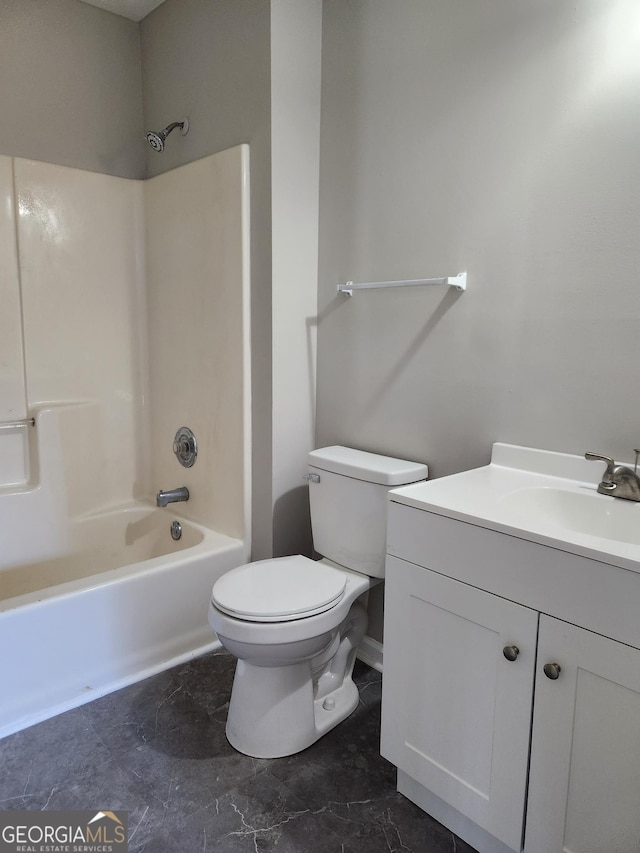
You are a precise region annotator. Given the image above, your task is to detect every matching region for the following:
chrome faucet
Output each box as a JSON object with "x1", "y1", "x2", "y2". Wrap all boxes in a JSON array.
[
  {"x1": 585, "y1": 451, "x2": 640, "y2": 502},
  {"x1": 156, "y1": 486, "x2": 190, "y2": 507}
]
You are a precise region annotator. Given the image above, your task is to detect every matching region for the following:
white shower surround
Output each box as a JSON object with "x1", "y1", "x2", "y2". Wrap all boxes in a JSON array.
[{"x1": 0, "y1": 146, "x2": 251, "y2": 736}]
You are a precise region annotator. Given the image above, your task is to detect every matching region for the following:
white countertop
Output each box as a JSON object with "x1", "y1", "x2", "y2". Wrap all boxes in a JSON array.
[{"x1": 389, "y1": 443, "x2": 640, "y2": 574}]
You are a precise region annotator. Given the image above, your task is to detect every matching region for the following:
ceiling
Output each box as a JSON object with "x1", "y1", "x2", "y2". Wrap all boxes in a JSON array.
[{"x1": 76, "y1": 0, "x2": 166, "y2": 22}]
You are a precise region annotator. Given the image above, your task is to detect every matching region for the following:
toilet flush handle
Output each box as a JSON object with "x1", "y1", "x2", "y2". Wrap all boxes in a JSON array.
[{"x1": 303, "y1": 473, "x2": 321, "y2": 484}]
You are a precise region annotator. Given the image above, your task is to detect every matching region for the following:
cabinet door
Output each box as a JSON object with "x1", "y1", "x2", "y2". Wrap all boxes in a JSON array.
[
  {"x1": 381, "y1": 556, "x2": 538, "y2": 852},
  {"x1": 525, "y1": 616, "x2": 640, "y2": 853}
]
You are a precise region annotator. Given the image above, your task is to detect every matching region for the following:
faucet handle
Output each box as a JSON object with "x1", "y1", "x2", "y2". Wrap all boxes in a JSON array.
[
  {"x1": 585, "y1": 452, "x2": 614, "y2": 464},
  {"x1": 585, "y1": 452, "x2": 615, "y2": 482}
]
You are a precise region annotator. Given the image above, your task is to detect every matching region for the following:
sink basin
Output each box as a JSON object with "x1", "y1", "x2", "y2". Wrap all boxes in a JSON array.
[
  {"x1": 388, "y1": 443, "x2": 640, "y2": 573},
  {"x1": 500, "y1": 487, "x2": 640, "y2": 546}
]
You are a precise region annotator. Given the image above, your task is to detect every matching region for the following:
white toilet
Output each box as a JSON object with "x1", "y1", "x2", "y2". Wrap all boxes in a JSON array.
[{"x1": 208, "y1": 445, "x2": 428, "y2": 758}]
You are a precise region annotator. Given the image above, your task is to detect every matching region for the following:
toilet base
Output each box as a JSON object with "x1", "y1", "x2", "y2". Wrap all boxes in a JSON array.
[{"x1": 225, "y1": 659, "x2": 360, "y2": 758}]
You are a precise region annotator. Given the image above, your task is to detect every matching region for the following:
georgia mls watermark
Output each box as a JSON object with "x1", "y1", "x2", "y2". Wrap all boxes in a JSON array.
[{"x1": 0, "y1": 810, "x2": 128, "y2": 853}]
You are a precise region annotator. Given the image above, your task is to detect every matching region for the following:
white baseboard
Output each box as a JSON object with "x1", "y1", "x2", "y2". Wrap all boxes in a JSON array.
[{"x1": 357, "y1": 635, "x2": 383, "y2": 672}]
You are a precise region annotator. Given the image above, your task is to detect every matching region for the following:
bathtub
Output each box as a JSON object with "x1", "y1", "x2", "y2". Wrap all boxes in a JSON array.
[{"x1": 0, "y1": 504, "x2": 246, "y2": 739}]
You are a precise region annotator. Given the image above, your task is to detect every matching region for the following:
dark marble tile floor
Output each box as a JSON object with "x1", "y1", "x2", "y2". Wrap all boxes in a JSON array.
[{"x1": 0, "y1": 651, "x2": 477, "y2": 852}]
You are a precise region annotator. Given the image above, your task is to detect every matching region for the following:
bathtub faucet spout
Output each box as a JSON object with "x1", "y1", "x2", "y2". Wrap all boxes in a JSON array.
[{"x1": 156, "y1": 487, "x2": 189, "y2": 507}]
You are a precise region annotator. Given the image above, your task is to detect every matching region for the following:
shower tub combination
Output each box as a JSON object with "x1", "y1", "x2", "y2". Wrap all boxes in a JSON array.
[
  {"x1": 0, "y1": 144, "x2": 251, "y2": 739},
  {"x1": 0, "y1": 500, "x2": 244, "y2": 739}
]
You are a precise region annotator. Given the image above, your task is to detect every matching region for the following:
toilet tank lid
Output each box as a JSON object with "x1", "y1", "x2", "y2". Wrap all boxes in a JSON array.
[{"x1": 308, "y1": 446, "x2": 428, "y2": 486}]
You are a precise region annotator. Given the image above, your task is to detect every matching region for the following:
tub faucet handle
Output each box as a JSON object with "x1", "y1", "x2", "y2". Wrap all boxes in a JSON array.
[{"x1": 173, "y1": 427, "x2": 197, "y2": 468}]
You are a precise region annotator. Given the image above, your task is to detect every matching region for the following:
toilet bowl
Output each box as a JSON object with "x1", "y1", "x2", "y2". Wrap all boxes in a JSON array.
[
  {"x1": 209, "y1": 555, "x2": 371, "y2": 758},
  {"x1": 209, "y1": 446, "x2": 428, "y2": 758}
]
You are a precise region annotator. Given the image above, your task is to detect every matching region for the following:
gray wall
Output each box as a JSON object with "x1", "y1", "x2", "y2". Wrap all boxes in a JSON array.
[
  {"x1": 140, "y1": 0, "x2": 273, "y2": 558},
  {"x1": 141, "y1": 0, "x2": 270, "y2": 181},
  {"x1": 317, "y1": 0, "x2": 640, "y2": 480},
  {"x1": 0, "y1": 0, "x2": 144, "y2": 178},
  {"x1": 270, "y1": 0, "x2": 322, "y2": 560},
  {"x1": 318, "y1": 0, "x2": 640, "y2": 643}
]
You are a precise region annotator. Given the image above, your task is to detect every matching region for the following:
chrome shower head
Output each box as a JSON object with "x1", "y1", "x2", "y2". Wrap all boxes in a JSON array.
[{"x1": 145, "y1": 118, "x2": 189, "y2": 152}]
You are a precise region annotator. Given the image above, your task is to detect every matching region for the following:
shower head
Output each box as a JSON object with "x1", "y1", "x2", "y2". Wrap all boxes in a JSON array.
[{"x1": 146, "y1": 118, "x2": 189, "y2": 152}]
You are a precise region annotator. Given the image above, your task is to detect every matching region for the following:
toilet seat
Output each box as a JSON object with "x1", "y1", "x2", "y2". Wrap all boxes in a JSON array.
[{"x1": 211, "y1": 555, "x2": 347, "y2": 623}]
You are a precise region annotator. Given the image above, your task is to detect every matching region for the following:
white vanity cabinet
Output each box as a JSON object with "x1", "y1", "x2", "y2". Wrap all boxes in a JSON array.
[{"x1": 382, "y1": 500, "x2": 640, "y2": 853}]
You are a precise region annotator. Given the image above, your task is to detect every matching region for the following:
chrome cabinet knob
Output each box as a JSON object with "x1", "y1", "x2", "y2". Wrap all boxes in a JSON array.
[
  {"x1": 543, "y1": 662, "x2": 562, "y2": 680},
  {"x1": 503, "y1": 645, "x2": 520, "y2": 662}
]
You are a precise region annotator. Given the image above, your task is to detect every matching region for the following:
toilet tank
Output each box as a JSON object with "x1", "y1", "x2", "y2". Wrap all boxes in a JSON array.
[{"x1": 308, "y1": 446, "x2": 428, "y2": 578}]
